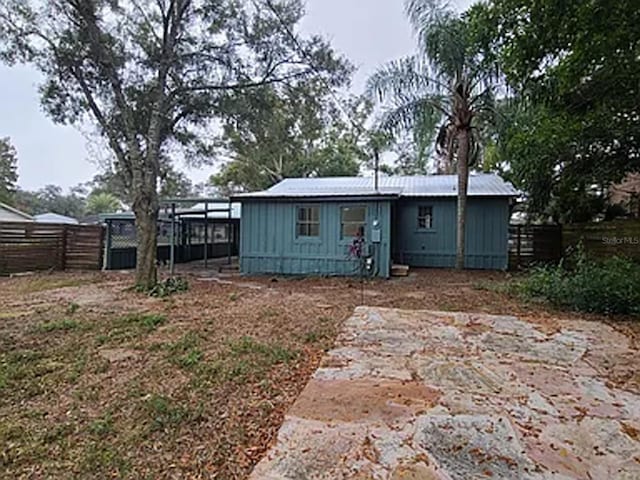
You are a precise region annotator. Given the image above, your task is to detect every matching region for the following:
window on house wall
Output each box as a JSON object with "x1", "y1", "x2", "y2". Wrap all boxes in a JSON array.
[
  {"x1": 417, "y1": 206, "x2": 433, "y2": 229},
  {"x1": 296, "y1": 206, "x2": 320, "y2": 237},
  {"x1": 341, "y1": 206, "x2": 366, "y2": 238}
]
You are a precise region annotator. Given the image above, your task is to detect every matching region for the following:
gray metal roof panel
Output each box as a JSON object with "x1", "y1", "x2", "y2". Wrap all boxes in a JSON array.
[{"x1": 235, "y1": 174, "x2": 519, "y2": 199}]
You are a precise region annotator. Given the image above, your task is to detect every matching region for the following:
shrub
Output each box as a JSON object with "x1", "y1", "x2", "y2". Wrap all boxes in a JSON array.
[
  {"x1": 147, "y1": 277, "x2": 189, "y2": 298},
  {"x1": 515, "y1": 253, "x2": 640, "y2": 315}
]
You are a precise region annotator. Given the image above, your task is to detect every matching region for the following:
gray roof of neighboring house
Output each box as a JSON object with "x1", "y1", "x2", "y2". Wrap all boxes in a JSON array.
[
  {"x1": 34, "y1": 213, "x2": 79, "y2": 224},
  {"x1": 233, "y1": 174, "x2": 520, "y2": 200},
  {"x1": 0, "y1": 202, "x2": 34, "y2": 220}
]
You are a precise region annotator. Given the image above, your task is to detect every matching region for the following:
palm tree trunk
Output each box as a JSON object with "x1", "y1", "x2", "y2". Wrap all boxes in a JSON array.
[{"x1": 455, "y1": 128, "x2": 470, "y2": 270}]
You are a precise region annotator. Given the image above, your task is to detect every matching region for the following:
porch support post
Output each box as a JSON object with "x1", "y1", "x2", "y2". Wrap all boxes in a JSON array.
[
  {"x1": 170, "y1": 202, "x2": 176, "y2": 276},
  {"x1": 204, "y1": 201, "x2": 208, "y2": 269},
  {"x1": 227, "y1": 199, "x2": 232, "y2": 265}
]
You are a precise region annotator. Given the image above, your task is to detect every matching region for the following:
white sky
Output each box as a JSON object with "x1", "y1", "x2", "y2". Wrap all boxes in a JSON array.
[{"x1": 0, "y1": 0, "x2": 472, "y2": 191}]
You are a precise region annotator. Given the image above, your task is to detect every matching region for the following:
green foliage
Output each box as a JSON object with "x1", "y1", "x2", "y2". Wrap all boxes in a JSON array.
[
  {"x1": 13, "y1": 184, "x2": 86, "y2": 218},
  {"x1": 0, "y1": 137, "x2": 18, "y2": 204},
  {"x1": 147, "y1": 277, "x2": 189, "y2": 298},
  {"x1": 515, "y1": 253, "x2": 640, "y2": 315},
  {"x1": 211, "y1": 85, "x2": 363, "y2": 193},
  {"x1": 85, "y1": 192, "x2": 120, "y2": 215},
  {"x1": 467, "y1": 0, "x2": 640, "y2": 222},
  {"x1": 0, "y1": 0, "x2": 349, "y2": 288},
  {"x1": 367, "y1": 0, "x2": 498, "y2": 175}
]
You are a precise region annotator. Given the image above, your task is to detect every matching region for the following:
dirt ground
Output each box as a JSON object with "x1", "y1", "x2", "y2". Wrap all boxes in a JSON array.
[{"x1": 0, "y1": 267, "x2": 638, "y2": 479}]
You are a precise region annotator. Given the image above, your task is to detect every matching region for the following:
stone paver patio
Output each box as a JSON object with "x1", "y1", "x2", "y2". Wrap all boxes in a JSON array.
[{"x1": 250, "y1": 307, "x2": 640, "y2": 479}]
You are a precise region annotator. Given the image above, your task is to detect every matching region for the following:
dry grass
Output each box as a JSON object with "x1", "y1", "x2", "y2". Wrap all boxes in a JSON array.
[{"x1": 0, "y1": 268, "x2": 637, "y2": 479}]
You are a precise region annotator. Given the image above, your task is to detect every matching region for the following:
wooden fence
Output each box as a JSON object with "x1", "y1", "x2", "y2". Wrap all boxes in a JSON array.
[
  {"x1": 0, "y1": 222, "x2": 104, "y2": 275},
  {"x1": 564, "y1": 220, "x2": 640, "y2": 261},
  {"x1": 509, "y1": 220, "x2": 640, "y2": 269}
]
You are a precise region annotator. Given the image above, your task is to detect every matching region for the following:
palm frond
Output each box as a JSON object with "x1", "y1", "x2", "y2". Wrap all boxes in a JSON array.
[
  {"x1": 377, "y1": 95, "x2": 445, "y2": 139},
  {"x1": 405, "y1": 0, "x2": 468, "y2": 80},
  {"x1": 366, "y1": 55, "x2": 452, "y2": 103}
]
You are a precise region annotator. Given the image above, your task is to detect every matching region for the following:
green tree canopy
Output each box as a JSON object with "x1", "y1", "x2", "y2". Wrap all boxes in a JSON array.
[
  {"x1": 468, "y1": 0, "x2": 640, "y2": 222},
  {"x1": 85, "y1": 192, "x2": 120, "y2": 215},
  {"x1": 0, "y1": 137, "x2": 18, "y2": 204},
  {"x1": 0, "y1": 0, "x2": 348, "y2": 288},
  {"x1": 14, "y1": 184, "x2": 86, "y2": 218},
  {"x1": 211, "y1": 82, "x2": 367, "y2": 193}
]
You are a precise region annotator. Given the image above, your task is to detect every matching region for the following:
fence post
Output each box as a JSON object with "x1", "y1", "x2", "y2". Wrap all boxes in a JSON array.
[
  {"x1": 105, "y1": 220, "x2": 113, "y2": 270},
  {"x1": 227, "y1": 199, "x2": 232, "y2": 265},
  {"x1": 61, "y1": 225, "x2": 68, "y2": 270},
  {"x1": 516, "y1": 225, "x2": 521, "y2": 269},
  {"x1": 204, "y1": 201, "x2": 208, "y2": 268},
  {"x1": 170, "y1": 202, "x2": 176, "y2": 276}
]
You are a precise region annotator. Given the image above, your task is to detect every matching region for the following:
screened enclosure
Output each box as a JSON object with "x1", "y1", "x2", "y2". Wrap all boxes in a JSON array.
[{"x1": 103, "y1": 201, "x2": 240, "y2": 270}]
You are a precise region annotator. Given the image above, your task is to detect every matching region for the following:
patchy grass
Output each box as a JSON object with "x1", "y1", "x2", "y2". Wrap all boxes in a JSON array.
[
  {"x1": 33, "y1": 317, "x2": 81, "y2": 333},
  {"x1": 98, "y1": 312, "x2": 168, "y2": 345},
  {"x1": 145, "y1": 394, "x2": 201, "y2": 433},
  {"x1": 120, "y1": 312, "x2": 167, "y2": 332},
  {"x1": 14, "y1": 276, "x2": 92, "y2": 294},
  {"x1": 167, "y1": 332, "x2": 204, "y2": 369},
  {"x1": 88, "y1": 413, "x2": 115, "y2": 438}
]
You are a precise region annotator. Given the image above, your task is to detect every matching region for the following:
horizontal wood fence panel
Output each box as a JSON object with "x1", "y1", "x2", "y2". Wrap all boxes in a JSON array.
[
  {"x1": 564, "y1": 220, "x2": 640, "y2": 261},
  {"x1": 0, "y1": 222, "x2": 104, "y2": 274},
  {"x1": 509, "y1": 220, "x2": 640, "y2": 269}
]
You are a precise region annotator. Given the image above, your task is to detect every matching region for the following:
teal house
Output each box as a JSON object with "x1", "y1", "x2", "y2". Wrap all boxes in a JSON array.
[{"x1": 232, "y1": 174, "x2": 518, "y2": 278}]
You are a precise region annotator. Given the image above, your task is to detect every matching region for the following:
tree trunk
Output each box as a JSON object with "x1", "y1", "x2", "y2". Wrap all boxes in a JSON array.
[
  {"x1": 132, "y1": 161, "x2": 159, "y2": 290},
  {"x1": 455, "y1": 128, "x2": 470, "y2": 270}
]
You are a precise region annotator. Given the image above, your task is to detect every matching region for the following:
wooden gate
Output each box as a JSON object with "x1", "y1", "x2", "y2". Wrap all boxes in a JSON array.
[{"x1": 508, "y1": 224, "x2": 563, "y2": 270}]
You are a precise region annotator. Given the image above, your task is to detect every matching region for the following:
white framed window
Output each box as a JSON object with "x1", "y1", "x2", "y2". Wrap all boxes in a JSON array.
[
  {"x1": 341, "y1": 206, "x2": 366, "y2": 238},
  {"x1": 296, "y1": 206, "x2": 320, "y2": 238},
  {"x1": 417, "y1": 206, "x2": 433, "y2": 229}
]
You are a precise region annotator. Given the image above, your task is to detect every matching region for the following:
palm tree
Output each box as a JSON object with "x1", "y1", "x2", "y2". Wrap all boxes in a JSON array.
[{"x1": 367, "y1": 0, "x2": 496, "y2": 269}]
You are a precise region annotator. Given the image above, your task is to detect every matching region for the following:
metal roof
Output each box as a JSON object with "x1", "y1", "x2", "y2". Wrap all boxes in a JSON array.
[
  {"x1": 0, "y1": 202, "x2": 33, "y2": 220},
  {"x1": 34, "y1": 213, "x2": 79, "y2": 225},
  {"x1": 179, "y1": 202, "x2": 241, "y2": 219},
  {"x1": 234, "y1": 174, "x2": 519, "y2": 199}
]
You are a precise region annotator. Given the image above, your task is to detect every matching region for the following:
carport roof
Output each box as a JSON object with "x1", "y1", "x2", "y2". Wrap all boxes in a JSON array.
[{"x1": 233, "y1": 173, "x2": 519, "y2": 200}]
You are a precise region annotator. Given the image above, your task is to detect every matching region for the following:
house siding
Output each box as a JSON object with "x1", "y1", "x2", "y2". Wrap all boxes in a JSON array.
[
  {"x1": 394, "y1": 197, "x2": 510, "y2": 270},
  {"x1": 240, "y1": 200, "x2": 392, "y2": 278}
]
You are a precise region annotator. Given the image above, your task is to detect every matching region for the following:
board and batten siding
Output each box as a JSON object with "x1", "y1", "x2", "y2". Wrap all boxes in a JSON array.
[
  {"x1": 240, "y1": 200, "x2": 392, "y2": 278},
  {"x1": 394, "y1": 197, "x2": 510, "y2": 270}
]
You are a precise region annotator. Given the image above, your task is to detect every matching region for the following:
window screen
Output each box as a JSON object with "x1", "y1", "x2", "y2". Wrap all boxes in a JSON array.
[
  {"x1": 341, "y1": 206, "x2": 366, "y2": 238},
  {"x1": 213, "y1": 224, "x2": 229, "y2": 243},
  {"x1": 417, "y1": 206, "x2": 433, "y2": 229},
  {"x1": 296, "y1": 206, "x2": 320, "y2": 237}
]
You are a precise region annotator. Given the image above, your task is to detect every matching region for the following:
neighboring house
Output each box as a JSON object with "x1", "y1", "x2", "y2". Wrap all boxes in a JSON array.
[
  {"x1": 0, "y1": 202, "x2": 33, "y2": 222},
  {"x1": 609, "y1": 173, "x2": 640, "y2": 218},
  {"x1": 33, "y1": 213, "x2": 79, "y2": 225},
  {"x1": 232, "y1": 174, "x2": 519, "y2": 278}
]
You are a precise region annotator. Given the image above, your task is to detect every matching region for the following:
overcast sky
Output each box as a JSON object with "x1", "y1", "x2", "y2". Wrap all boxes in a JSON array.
[{"x1": 0, "y1": 0, "x2": 472, "y2": 192}]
